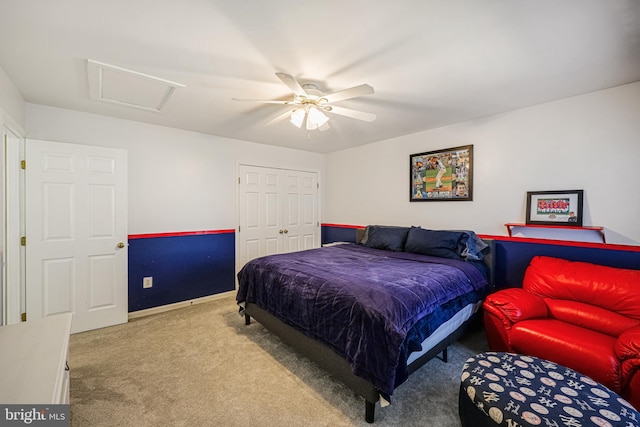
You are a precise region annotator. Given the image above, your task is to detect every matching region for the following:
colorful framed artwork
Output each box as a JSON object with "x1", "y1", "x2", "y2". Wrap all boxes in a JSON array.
[
  {"x1": 526, "y1": 190, "x2": 584, "y2": 226},
  {"x1": 410, "y1": 145, "x2": 473, "y2": 201}
]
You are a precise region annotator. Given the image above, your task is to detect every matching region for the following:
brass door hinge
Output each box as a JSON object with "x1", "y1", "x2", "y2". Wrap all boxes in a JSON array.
[
  {"x1": 21, "y1": 313, "x2": 26, "y2": 322},
  {"x1": 20, "y1": 236, "x2": 26, "y2": 246},
  {"x1": 20, "y1": 160, "x2": 26, "y2": 169}
]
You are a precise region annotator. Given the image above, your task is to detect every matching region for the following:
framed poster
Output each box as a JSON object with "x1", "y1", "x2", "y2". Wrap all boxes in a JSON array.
[
  {"x1": 410, "y1": 145, "x2": 473, "y2": 201},
  {"x1": 526, "y1": 190, "x2": 584, "y2": 226}
]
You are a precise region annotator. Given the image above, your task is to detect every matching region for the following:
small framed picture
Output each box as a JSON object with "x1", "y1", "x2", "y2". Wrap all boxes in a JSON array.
[
  {"x1": 526, "y1": 190, "x2": 584, "y2": 226},
  {"x1": 410, "y1": 145, "x2": 473, "y2": 201}
]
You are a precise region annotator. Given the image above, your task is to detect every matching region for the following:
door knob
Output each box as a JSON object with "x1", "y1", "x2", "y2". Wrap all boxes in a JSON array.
[
  {"x1": 117, "y1": 242, "x2": 126, "y2": 249},
  {"x1": 283, "y1": 229, "x2": 288, "y2": 234},
  {"x1": 279, "y1": 230, "x2": 284, "y2": 234}
]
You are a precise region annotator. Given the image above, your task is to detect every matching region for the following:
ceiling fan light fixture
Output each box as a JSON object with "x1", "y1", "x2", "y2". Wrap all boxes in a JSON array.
[
  {"x1": 290, "y1": 108, "x2": 306, "y2": 128},
  {"x1": 235, "y1": 73, "x2": 374, "y2": 133},
  {"x1": 307, "y1": 106, "x2": 329, "y2": 128},
  {"x1": 306, "y1": 119, "x2": 318, "y2": 131}
]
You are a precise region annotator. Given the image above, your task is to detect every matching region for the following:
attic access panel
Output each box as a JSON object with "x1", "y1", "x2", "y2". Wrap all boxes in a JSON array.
[{"x1": 87, "y1": 59, "x2": 185, "y2": 113}]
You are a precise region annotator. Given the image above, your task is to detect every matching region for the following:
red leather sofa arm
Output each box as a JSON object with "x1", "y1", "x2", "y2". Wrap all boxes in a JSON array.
[
  {"x1": 616, "y1": 326, "x2": 640, "y2": 387},
  {"x1": 483, "y1": 288, "x2": 548, "y2": 352},
  {"x1": 483, "y1": 288, "x2": 548, "y2": 323},
  {"x1": 616, "y1": 326, "x2": 640, "y2": 359}
]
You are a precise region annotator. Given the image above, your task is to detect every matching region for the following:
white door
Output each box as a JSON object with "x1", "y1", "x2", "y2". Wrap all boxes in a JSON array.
[
  {"x1": 26, "y1": 139, "x2": 128, "y2": 333},
  {"x1": 281, "y1": 169, "x2": 319, "y2": 253},
  {"x1": 237, "y1": 165, "x2": 319, "y2": 271}
]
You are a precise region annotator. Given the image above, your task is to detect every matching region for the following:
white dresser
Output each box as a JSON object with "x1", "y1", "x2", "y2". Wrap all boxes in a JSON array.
[{"x1": 0, "y1": 313, "x2": 72, "y2": 404}]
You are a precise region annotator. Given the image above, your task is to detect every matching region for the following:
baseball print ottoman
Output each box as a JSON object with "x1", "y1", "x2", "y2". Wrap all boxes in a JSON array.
[{"x1": 459, "y1": 352, "x2": 640, "y2": 427}]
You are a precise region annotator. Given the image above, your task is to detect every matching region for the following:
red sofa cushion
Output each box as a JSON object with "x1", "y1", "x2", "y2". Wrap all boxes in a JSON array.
[
  {"x1": 523, "y1": 256, "x2": 640, "y2": 321},
  {"x1": 511, "y1": 318, "x2": 620, "y2": 392},
  {"x1": 545, "y1": 299, "x2": 640, "y2": 337}
]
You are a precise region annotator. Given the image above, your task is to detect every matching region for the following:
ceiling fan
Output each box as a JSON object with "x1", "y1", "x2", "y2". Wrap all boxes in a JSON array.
[{"x1": 233, "y1": 73, "x2": 376, "y2": 131}]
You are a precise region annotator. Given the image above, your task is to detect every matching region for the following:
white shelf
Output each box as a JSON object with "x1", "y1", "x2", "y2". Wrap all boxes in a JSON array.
[
  {"x1": 0, "y1": 313, "x2": 72, "y2": 404},
  {"x1": 505, "y1": 223, "x2": 605, "y2": 243}
]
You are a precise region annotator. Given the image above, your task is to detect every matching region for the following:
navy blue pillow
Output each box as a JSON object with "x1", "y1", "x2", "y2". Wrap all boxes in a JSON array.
[
  {"x1": 403, "y1": 227, "x2": 464, "y2": 260},
  {"x1": 362, "y1": 226, "x2": 409, "y2": 252}
]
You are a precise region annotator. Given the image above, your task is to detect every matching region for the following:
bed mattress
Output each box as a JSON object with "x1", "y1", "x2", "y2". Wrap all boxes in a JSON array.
[{"x1": 236, "y1": 243, "x2": 489, "y2": 397}]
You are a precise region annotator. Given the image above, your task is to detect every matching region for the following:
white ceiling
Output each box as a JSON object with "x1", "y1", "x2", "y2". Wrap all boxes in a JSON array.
[{"x1": 1, "y1": 1, "x2": 639, "y2": 154}]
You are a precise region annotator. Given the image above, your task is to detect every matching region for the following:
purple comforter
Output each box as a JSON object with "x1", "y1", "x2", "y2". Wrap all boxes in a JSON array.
[{"x1": 236, "y1": 244, "x2": 488, "y2": 397}]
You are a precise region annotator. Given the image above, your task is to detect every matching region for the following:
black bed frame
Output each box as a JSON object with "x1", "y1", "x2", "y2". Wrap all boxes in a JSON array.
[{"x1": 243, "y1": 239, "x2": 494, "y2": 423}]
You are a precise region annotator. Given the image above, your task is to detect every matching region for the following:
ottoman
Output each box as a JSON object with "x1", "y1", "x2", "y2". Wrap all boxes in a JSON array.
[{"x1": 459, "y1": 352, "x2": 640, "y2": 427}]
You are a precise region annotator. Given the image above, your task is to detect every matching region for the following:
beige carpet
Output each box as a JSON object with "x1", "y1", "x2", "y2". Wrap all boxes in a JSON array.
[{"x1": 69, "y1": 295, "x2": 489, "y2": 426}]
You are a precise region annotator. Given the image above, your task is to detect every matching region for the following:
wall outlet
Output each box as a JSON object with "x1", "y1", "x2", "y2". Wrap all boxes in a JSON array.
[{"x1": 143, "y1": 276, "x2": 153, "y2": 289}]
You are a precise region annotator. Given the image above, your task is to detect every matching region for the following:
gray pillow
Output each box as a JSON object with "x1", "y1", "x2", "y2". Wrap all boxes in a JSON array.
[
  {"x1": 362, "y1": 225, "x2": 410, "y2": 252},
  {"x1": 403, "y1": 227, "x2": 464, "y2": 260}
]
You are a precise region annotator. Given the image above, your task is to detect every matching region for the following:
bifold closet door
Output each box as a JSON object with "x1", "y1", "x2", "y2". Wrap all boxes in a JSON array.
[{"x1": 237, "y1": 165, "x2": 319, "y2": 270}]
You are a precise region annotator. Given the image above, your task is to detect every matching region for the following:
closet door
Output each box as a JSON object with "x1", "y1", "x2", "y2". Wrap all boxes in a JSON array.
[
  {"x1": 281, "y1": 169, "x2": 319, "y2": 253},
  {"x1": 237, "y1": 165, "x2": 319, "y2": 272}
]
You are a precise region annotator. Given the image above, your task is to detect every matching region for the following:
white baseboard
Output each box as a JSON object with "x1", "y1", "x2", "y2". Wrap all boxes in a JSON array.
[{"x1": 128, "y1": 291, "x2": 236, "y2": 320}]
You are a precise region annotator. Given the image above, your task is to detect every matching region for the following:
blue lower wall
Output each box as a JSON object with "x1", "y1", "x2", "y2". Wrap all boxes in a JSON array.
[
  {"x1": 491, "y1": 239, "x2": 640, "y2": 289},
  {"x1": 127, "y1": 225, "x2": 640, "y2": 313},
  {"x1": 321, "y1": 225, "x2": 361, "y2": 244},
  {"x1": 128, "y1": 232, "x2": 235, "y2": 312}
]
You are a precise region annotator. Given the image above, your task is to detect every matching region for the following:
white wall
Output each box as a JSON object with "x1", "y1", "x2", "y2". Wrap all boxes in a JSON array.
[
  {"x1": 0, "y1": 66, "x2": 26, "y2": 325},
  {"x1": 25, "y1": 104, "x2": 325, "y2": 234},
  {"x1": 325, "y1": 82, "x2": 640, "y2": 245},
  {"x1": 13, "y1": 82, "x2": 640, "y2": 245},
  {"x1": 0, "y1": 66, "x2": 26, "y2": 130}
]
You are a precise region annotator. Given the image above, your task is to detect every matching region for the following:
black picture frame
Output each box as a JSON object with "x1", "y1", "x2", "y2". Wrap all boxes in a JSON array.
[
  {"x1": 410, "y1": 145, "x2": 473, "y2": 201},
  {"x1": 525, "y1": 190, "x2": 584, "y2": 226}
]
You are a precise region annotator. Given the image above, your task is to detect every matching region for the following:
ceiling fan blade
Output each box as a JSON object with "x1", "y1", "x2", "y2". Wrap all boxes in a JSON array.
[
  {"x1": 264, "y1": 109, "x2": 294, "y2": 126},
  {"x1": 232, "y1": 98, "x2": 290, "y2": 104},
  {"x1": 327, "y1": 106, "x2": 376, "y2": 122},
  {"x1": 323, "y1": 84, "x2": 374, "y2": 103},
  {"x1": 275, "y1": 72, "x2": 307, "y2": 96}
]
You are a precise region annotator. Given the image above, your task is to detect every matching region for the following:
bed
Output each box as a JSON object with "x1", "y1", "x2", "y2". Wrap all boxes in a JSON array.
[{"x1": 236, "y1": 225, "x2": 493, "y2": 423}]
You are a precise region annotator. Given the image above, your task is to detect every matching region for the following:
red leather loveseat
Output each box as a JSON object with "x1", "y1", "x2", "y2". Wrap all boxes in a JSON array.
[{"x1": 483, "y1": 255, "x2": 640, "y2": 409}]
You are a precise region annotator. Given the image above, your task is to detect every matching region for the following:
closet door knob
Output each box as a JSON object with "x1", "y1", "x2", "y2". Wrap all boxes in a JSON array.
[{"x1": 117, "y1": 242, "x2": 126, "y2": 249}]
